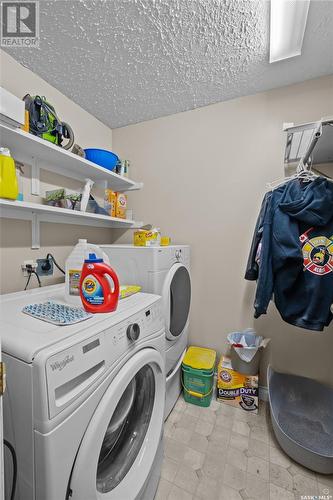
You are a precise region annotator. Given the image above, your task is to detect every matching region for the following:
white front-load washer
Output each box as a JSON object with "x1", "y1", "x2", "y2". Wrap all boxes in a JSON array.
[
  {"x1": 100, "y1": 245, "x2": 191, "y2": 418},
  {"x1": 1, "y1": 284, "x2": 165, "y2": 500}
]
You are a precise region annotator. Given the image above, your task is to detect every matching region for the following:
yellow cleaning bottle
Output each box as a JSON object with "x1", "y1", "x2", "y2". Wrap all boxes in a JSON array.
[{"x1": 0, "y1": 148, "x2": 18, "y2": 200}]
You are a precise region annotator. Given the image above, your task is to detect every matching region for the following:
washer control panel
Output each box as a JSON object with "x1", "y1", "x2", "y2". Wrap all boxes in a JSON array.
[{"x1": 107, "y1": 300, "x2": 163, "y2": 348}]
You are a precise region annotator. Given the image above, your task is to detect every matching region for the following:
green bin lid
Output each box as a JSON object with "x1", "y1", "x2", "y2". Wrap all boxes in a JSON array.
[{"x1": 183, "y1": 346, "x2": 216, "y2": 371}]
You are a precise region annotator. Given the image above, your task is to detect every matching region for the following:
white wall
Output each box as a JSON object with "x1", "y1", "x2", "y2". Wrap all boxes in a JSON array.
[
  {"x1": 113, "y1": 75, "x2": 333, "y2": 386},
  {"x1": 0, "y1": 50, "x2": 116, "y2": 293}
]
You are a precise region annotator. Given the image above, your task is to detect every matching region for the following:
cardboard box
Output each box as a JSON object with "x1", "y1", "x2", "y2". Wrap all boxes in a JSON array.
[
  {"x1": 104, "y1": 189, "x2": 116, "y2": 217},
  {"x1": 217, "y1": 356, "x2": 259, "y2": 413},
  {"x1": 133, "y1": 229, "x2": 160, "y2": 246},
  {"x1": 115, "y1": 193, "x2": 127, "y2": 219}
]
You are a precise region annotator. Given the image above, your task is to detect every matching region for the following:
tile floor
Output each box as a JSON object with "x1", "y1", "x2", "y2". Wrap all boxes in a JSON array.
[{"x1": 155, "y1": 395, "x2": 333, "y2": 500}]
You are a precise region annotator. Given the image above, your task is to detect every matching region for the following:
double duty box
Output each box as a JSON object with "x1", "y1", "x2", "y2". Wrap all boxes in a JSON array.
[{"x1": 217, "y1": 355, "x2": 259, "y2": 413}]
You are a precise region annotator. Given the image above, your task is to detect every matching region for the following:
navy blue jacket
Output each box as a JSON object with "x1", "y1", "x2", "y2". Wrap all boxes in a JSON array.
[
  {"x1": 252, "y1": 177, "x2": 333, "y2": 331},
  {"x1": 244, "y1": 192, "x2": 272, "y2": 281}
]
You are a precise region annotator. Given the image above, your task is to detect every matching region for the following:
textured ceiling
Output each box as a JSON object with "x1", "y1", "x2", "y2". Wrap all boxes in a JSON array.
[{"x1": 3, "y1": 0, "x2": 333, "y2": 128}]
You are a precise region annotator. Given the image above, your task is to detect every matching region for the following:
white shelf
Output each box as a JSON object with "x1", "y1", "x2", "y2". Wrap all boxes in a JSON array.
[
  {"x1": 0, "y1": 124, "x2": 142, "y2": 192},
  {"x1": 0, "y1": 199, "x2": 142, "y2": 248}
]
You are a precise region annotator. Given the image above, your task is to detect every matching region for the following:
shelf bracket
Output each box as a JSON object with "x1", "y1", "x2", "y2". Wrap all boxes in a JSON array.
[
  {"x1": 31, "y1": 157, "x2": 40, "y2": 196},
  {"x1": 31, "y1": 212, "x2": 40, "y2": 249},
  {"x1": 126, "y1": 182, "x2": 144, "y2": 192}
]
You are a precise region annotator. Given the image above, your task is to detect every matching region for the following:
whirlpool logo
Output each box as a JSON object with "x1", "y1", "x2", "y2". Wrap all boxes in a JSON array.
[{"x1": 50, "y1": 355, "x2": 74, "y2": 372}]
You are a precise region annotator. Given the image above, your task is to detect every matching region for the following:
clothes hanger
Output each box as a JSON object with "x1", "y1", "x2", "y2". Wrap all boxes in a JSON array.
[{"x1": 266, "y1": 159, "x2": 318, "y2": 192}]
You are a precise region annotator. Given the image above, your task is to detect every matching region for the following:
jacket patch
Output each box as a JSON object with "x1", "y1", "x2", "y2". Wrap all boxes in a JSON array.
[{"x1": 300, "y1": 230, "x2": 333, "y2": 276}]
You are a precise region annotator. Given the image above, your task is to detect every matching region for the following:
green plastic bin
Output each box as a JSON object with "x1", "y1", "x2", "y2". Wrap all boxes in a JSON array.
[{"x1": 182, "y1": 346, "x2": 216, "y2": 407}]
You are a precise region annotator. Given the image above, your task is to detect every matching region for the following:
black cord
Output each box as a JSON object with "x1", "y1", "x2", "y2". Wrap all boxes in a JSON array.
[
  {"x1": 4, "y1": 439, "x2": 17, "y2": 500},
  {"x1": 24, "y1": 271, "x2": 32, "y2": 291},
  {"x1": 32, "y1": 270, "x2": 42, "y2": 287},
  {"x1": 24, "y1": 267, "x2": 41, "y2": 290},
  {"x1": 46, "y1": 253, "x2": 65, "y2": 275}
]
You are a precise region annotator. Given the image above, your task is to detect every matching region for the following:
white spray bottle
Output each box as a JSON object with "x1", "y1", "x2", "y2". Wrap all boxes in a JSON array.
[{"x1": 80, "y1": 178, "x2": 94, "y2": 212}]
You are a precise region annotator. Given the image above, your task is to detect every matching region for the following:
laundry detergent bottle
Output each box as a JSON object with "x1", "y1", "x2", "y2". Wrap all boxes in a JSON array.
[
  {"x1": 80, "y1": 253, "x2": 120, "y2": 313},
  {"x1": 65, "y1": 239, "x2": 110, "y2": 305},
  {"x1": 0, "y1": 148, "x2": 18, "y2": 200}
]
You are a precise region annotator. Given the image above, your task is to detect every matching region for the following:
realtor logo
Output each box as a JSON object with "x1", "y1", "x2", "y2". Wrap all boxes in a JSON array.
[{"x1": 1, "y1": 1, "x2": 39, "y2": 47}]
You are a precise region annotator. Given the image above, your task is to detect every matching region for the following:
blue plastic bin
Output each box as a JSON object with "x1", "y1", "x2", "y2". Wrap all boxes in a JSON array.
[{"x1": 84, "y1": 148, "x2": 119, "y2": 171}]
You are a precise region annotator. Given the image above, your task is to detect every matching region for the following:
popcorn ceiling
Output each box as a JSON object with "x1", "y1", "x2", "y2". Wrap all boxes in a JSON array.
[{"x1": 4, "y1": 0, "x2": 333, "y2": 128}]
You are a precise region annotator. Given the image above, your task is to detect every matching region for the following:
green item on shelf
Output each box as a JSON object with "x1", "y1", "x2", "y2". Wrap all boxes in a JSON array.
[
  {"x1": 45, "y1": 188, "x2": 65, "y2": 202},
  {"x1": 23, "y1": 94, "x2": 74, "y2": 150},
  {"x1": 45, "y1": 189, "x2": 80, "y2": 202},
  {"x1": 45, "y1": 188, "x2": 81, "y2": 210},
  {"x1": 65, "y1": 193, "x2": 81, "y2": 202}
]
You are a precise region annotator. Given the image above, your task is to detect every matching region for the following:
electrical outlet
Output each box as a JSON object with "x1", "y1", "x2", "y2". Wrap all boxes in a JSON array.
[
  {"x1": 36, "y1": 258, "x2": 54, "y2": 276},
  {"x1": 21, "y1": 260, "x2": 38, "y2": 277}
]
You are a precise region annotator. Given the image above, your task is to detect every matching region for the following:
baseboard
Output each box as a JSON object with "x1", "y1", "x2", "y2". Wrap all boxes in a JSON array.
[{"x1": 259, "y1": 385, "x2": 269, "y2": 401}]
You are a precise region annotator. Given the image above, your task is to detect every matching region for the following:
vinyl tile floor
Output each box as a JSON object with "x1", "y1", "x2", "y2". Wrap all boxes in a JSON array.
[{"x1": 155, "y1": 395, "x2": 333, "y2": 500}]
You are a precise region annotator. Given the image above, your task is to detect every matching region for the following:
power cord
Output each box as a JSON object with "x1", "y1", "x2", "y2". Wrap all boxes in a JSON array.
[
  {"x1": 4, "y1": 439, "x2": 17, "y2": 500},
  {"x1": 44, "y1": 253, "x2": 65, "y2": 275},
  {"x1": 24, "y1": 265, "x2": 41, "y2": 291}
]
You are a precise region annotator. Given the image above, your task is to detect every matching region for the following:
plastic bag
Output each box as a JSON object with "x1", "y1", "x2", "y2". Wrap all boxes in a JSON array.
[{"x1": 227, "y1": 329, "x2": 269, "y2": 362}]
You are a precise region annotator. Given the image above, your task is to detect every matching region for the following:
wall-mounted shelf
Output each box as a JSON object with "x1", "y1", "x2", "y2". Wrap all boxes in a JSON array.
[
  {"x1": 0, "y1": 123, "x2": 144, "y2": 248},
  {"x1": 0, "y1": 199, "x2": 142, "y2": 249},
  {"x1": 0, "y1": 124, "x2": 143, "y2": 192},
  {"x1": 283, "y1": 117, "x2": 333, "y2": 167}
]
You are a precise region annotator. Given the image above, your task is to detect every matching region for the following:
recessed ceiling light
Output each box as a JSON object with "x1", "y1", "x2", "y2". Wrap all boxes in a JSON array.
[{"x1": 270, "y1": 0, "x2": 311, "y2": 63}]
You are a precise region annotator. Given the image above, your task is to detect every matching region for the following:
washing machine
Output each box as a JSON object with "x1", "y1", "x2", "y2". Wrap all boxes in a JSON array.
[
  {"x1": 100, "y1": 245, "x2": 191, "y2": 418},
  {"x1": 1, "y1": 284, "x2": 165, "y2": 500}
]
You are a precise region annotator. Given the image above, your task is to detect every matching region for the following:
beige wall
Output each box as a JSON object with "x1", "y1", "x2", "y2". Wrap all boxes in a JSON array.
[
  {"x1": 0, "y1": 50, "x2": 116, "y2": 293},
  {"x1": 113, "y1": 75, "x2": 333, "y2": 386}
]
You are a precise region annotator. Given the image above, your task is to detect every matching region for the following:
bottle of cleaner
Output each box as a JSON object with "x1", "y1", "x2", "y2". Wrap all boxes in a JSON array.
[
  {"x1": 0, "y1": 147, "x2": 19, "y2": 200},
  {"x1": 80, "y1": 178, "x2": 94, "y2": 212},
  {"x1": 65, "y1": 239, "x2": 110, "y2": 305},
  {"x1": 80, "y1": 253, "x2": 120, "y2": 313},
  {"x1": 16, "y1": 163, "x2": 24, "y2": 201}
]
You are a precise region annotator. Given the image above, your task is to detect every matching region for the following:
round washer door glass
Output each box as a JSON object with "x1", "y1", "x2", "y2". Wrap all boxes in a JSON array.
[
  {"x1": 67, "y1": 348, "x2": 165, "y2": 500},
  {"x1": 97, "y1": 364, "x2": 155, "y2": 493},
  {"x1": 168, "y1": 265, "x2": 191, "y2": 338}
]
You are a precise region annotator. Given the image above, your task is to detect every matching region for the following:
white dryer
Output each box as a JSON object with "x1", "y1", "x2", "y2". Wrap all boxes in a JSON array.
[
  {"x1": 1, "y1": 284, "x2": 165, "y2": 500},
  {"x1": 100, "y1": 245, "x2": 191, "y2": 418}
]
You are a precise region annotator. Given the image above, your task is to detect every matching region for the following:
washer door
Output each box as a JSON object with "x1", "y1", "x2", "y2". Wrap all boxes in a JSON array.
[
  {"x1": 162, "y1": 263, "x2": 191, "y2": 341},
  {"x1": 68, "y1": 348, "x2": 165, "y2": 500}
]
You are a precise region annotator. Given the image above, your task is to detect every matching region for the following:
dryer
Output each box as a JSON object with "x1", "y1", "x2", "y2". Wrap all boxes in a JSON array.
[
  {"x1": 1, "y1": 284, "x2": 165, "y2": 500},
  {"x1": 100, "y1": 245, "x2": 191, "y2": 418}
]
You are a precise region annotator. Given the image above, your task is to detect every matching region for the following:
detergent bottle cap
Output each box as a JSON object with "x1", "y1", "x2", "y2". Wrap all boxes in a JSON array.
[
  {"x1": 0, "y1": 147, "x2": 11, "y2": 157},
  {"x1": 84, "y1": 252, "x2": 103, "y2": 263}
]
